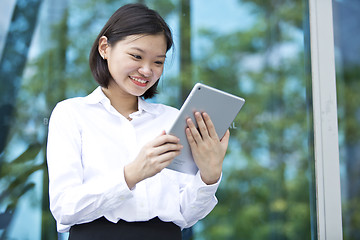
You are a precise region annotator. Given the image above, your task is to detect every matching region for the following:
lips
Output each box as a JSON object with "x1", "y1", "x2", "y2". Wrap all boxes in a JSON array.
[{"x1": 129, "y1": 76, "x2": 149, "y2": 87}]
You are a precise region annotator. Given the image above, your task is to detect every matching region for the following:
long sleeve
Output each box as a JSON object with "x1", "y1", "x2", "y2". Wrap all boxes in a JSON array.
[
  {"x1": 47, "y1": 102, "x2": 133, "y2": 232},
  {"x1": 177, "y1": 171, "x2": 221, "y2": 229}
]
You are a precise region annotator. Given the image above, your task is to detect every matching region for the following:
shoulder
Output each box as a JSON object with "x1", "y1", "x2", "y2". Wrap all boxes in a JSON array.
[
  {"x1": 49, "y1": 95, "x2": 96, "y2": 127},
  {"x1": 51, "y1": 87, "x2": 100, "y2": 115},
  {"x1": 51, "y1": 97, "x2": 86, "y2": 116}
]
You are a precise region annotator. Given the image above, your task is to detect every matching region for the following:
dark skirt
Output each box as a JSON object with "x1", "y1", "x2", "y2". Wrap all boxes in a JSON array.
[{"x1": 68, "y1": 217, "x2": 182, "y2": 240}]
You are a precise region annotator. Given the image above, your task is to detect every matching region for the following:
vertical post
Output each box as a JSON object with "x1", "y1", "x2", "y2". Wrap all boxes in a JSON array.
[
  {"x1": 309, "y1": 0, "x2": 343, "y2": 239},
  {"x1": 179, "y1": 0, "x2": 192, "y2": 103},
  {"x1": 179, "y1": 2, "x2": 193, "y2": 238}
]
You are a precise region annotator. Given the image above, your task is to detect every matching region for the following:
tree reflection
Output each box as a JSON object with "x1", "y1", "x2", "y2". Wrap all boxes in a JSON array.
[
  {"x1": 190, "y1": 0, "x2": 316, "y2": 239},
  {"x1": 0, "y1": 0, "x2": 318, "y2": 239},
  {"x1": 0, "y1": 0, "x2": 43, "y2": 239},
  {"x1": 333, "y1": 1, "x2": 360, "y2": 239}
]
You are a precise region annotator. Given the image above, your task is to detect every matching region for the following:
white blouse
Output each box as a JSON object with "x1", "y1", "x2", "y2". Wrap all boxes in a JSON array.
[{"x1": 47, "y1": 87, "x2": 220, "y2": 233}]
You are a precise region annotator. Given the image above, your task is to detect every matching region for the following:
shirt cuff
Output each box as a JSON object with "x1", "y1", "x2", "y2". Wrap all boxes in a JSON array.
[
  {"x1": 103, "y1": 165, "x2": 134, "y2": 203},
  {"x1": 196, "y1": 171, "x2": 222, "y2": 186},
  {"x1": 191, "y1": 171, "x2": 222, "y2": 199}
]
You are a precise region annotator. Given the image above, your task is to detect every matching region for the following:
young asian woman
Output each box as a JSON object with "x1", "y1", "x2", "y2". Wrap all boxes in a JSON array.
[{"x1": 46, "y1": 3, "x2": 230, "y2": 240}]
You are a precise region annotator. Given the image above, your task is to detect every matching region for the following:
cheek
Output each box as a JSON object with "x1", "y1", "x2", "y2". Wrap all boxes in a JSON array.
[
  {"x1": 107, "y1": 58, "x2": 120, "y2": 75},
  {"x1": 108, "y1": 59, "x2": 137, "y2": 76},
  {"x1": 153, "y1": 67, "x2": 164, "y2": 79}
]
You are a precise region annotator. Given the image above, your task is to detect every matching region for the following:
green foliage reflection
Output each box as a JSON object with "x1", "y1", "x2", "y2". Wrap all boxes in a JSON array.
[{"x1": 0, "y1": 0, "x2": 316, "y2": 239}]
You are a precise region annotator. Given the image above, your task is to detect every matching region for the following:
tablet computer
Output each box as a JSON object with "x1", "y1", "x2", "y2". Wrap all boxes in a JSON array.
[{"x1": 166, "y1": 83, "x2": 245, "y2": 175}]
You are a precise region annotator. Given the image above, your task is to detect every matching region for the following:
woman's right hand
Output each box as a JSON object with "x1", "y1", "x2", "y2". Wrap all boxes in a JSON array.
[{"x1": 124, "y1": 131, "x2": 183, "y2": 189}]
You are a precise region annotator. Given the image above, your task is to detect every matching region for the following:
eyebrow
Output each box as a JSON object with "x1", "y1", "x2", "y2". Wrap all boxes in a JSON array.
[{"x1": 130, "y1": 47, "x2": 166, "y2": 58}]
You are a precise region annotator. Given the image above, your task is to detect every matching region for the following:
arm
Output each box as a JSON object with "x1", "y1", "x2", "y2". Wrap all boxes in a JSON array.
[
  {"x1": 47, "y1": 103, "x2": 133, "y2": 226},
  {"x1": 177, "y1": 112, "x2": 229, "y2": 228},
  {"x1": 178, "y1": 171, "x2": 221, "y2": 228}
]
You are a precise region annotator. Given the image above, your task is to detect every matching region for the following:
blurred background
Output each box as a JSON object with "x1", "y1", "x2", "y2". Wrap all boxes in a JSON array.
[{"x1": 0, "y1": 0, "x2": 358, "y2": 239}]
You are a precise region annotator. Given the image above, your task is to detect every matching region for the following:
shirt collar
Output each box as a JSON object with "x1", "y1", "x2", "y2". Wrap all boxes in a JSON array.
[
  {"x1": 137, "y1": 97, "x2": 160, "y2": 115},
  {"x1": 84, "y1": 86, "x2": 108, "y2": 105},
  {"x1": 85, "y1": 86, "x2": 160, "y2": 115}
]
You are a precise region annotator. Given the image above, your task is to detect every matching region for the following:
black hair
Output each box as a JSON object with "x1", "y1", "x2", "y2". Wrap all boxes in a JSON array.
[{"x1": 89, "y1": 3, "x2": 173, "y2": 99}]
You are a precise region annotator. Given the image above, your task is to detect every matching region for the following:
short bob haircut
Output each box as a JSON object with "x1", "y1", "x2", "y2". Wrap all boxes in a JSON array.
[{"x1": 89, "y1": 3, "x2": 173, "y2": 99}]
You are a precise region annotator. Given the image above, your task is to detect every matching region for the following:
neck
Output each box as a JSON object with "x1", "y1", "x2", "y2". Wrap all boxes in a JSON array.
[{"x1": 101, "y1": 85, "x2": 138, "y2": 118}]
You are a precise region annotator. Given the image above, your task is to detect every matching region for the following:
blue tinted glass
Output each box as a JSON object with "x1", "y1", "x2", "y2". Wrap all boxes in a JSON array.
[
  {"x1": 333, "y1": 1, "x2": 360, "y2": 239},
  {"x1": 0, "y1": 0, "x2": 316, "y2": 239}
]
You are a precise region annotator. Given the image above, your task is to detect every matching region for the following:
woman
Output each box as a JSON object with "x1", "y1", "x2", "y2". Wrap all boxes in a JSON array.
[{"x1": 47, "y1": 3, "x2": 230, "y2": 240}]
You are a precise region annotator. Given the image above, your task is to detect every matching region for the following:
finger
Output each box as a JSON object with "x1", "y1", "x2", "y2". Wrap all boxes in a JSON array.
[
  {"x1": 195, "y1": 112, "x2": 210, "y2": 139},
  {"x1": 186, "y1": 117, "x2": 203, "y2": 143},
  {"x1": 157, "y1": 155, "x2": 178, "y2": 170},
  {"x1": 151, "y1": 134, "x2": 180, "y2": 148},
  {"x1": 150, "y1": 150, "x2": 182, "y2": 173},
  {"x1": 202, "y1": 112, "x2": 219, "y2": 139},
  {"x1": 185, "y1": 127, "x2": 197, "y2": 147},
  {"x1": 154, "y1": 143, "x2": 183, "y2": 156},
  {"x1": 220, "y1": 129, "x2": 230, "y2": 149},
  {"x1": 156, "y1": 149, "x2": 182, "y2": 166},
  {"x1": 221, "y1": 129, "x2": 230, "y2": 140}
]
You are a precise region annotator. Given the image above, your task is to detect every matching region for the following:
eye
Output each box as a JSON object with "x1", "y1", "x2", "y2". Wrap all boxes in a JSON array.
[
  {"x1": 130, "y1": 54, "x2": 142, "y2": 60},
  {"x1": 155, "y1": 61, "x2": 164, "y2": 65}
]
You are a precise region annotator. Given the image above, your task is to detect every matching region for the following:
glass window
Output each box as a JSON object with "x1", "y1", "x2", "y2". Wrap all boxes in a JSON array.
[
  {"x1": 0, "y1": 0, "x2": 317, "y2": 239},
  {"x1": 187, "y1": 1, "x2": 317, "y2": 239},
  {"x1": 333, "y1": 1, "x2": 360, "y2": 239}
]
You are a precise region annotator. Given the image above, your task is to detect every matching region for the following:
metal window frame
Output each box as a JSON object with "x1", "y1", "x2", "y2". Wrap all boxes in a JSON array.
[{"x1": 309, "y1": 0, "x2": 343, "y2": 239}]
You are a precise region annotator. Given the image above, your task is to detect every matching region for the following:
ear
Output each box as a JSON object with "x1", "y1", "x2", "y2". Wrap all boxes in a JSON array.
[{"x1": 98, "y1": 36, "x2": 109, "y2": 59}]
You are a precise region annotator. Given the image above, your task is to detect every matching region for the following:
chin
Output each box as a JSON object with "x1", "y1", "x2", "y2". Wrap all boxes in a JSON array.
[{"x1": 130, "y1": 90, "x2": 147, "y2": 97}]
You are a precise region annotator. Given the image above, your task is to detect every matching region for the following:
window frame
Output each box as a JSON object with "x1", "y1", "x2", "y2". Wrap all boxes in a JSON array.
[{"x1": 309, "y1": 0, "x2": 343, "y2": 239}]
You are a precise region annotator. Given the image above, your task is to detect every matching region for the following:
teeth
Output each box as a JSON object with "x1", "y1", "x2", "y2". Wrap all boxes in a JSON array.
[{"x1": 130, "y1": 76, "x2": 147, "y2": 84}]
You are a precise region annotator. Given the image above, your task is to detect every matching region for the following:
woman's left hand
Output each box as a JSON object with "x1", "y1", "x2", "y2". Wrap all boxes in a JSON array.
[{"x1": 186, "y1": 112, "x2": 230, "y2": 185}]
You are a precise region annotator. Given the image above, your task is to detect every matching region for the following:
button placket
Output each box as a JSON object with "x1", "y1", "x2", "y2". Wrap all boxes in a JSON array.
[{"x1": 135, "y1": 182, "x2": 150, "y2": 219}]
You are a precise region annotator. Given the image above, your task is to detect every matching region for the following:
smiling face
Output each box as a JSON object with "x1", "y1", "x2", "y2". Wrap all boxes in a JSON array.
[{"x1": 99, "y1": 34, "x2": 167, "y2": 98}]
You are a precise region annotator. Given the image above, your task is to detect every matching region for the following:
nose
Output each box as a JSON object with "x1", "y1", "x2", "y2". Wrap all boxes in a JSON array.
[{"x1": 138, "y1": 64, "x2": 152, "y2": 78}]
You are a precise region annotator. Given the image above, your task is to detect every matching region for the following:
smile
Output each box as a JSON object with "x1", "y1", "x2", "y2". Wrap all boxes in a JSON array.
[{"x1": 129, "y1": 76, "x2": 149, "y2": 86}]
